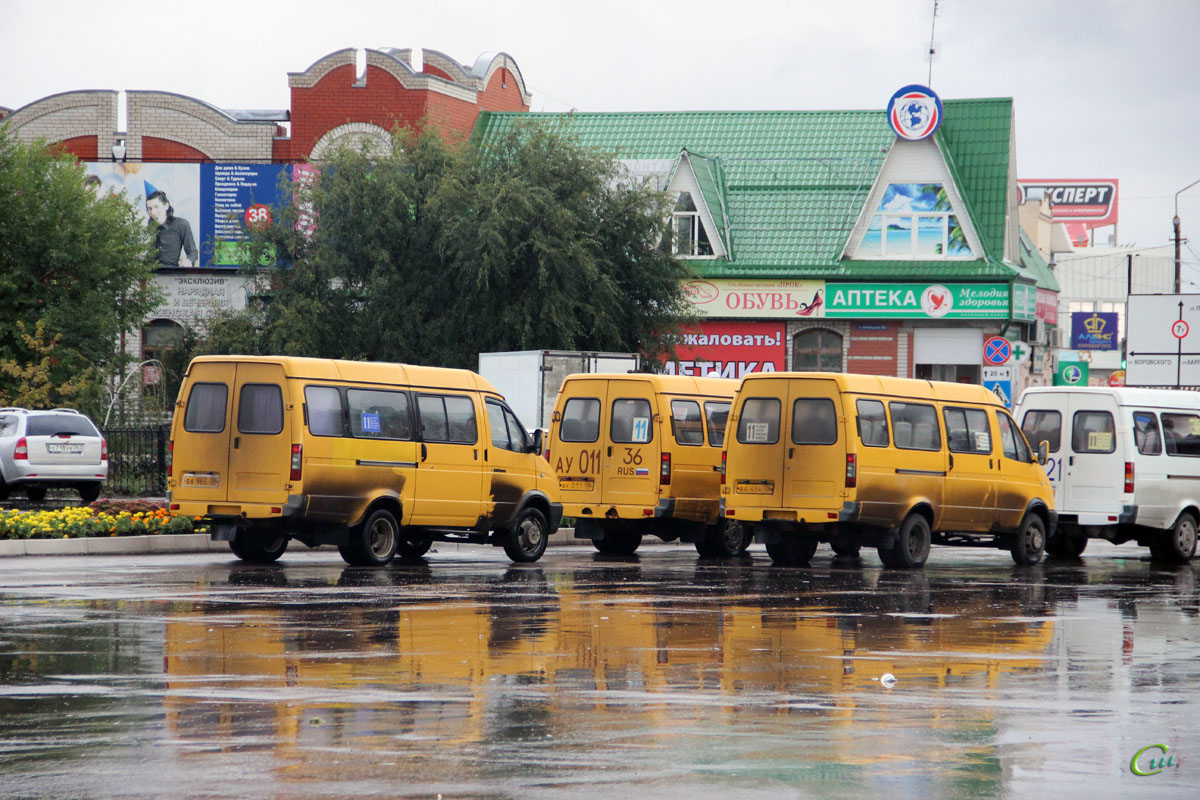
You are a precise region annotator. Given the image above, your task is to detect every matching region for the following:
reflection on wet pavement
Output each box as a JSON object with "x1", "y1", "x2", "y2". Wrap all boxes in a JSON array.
[{"x1": 0, "y1": 546, "x2": 1196, "y2": 798}]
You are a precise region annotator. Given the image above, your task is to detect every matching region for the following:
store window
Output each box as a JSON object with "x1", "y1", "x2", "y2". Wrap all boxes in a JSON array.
[
  {"x1": 793, "y1": 329, "x2": 843, "y2": 372},
  {"x1": 856, "y1": 183, "x2": 974, "y2": 258},
  {"x1": 673, "y1": 192, "x2": 714, "y2": 257},
  {"x1": 142, "y1": 319, "x2": 185, "y2": 365}
]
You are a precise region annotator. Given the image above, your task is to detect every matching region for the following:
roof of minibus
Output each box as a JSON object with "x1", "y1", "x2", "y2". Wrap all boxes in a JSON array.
[
  {"x1": 740, "y1": 372, "x2": 1002, "y2": 406},
  {"x1": 1018, "y1": 385, "x2": 1200, "y2": 410},
  {"x1": 563, "y1": 372, "x2": 738, "y2": 398},
  {"x1": 186, "y1": 355, "x2": 500, "y2": 395}
]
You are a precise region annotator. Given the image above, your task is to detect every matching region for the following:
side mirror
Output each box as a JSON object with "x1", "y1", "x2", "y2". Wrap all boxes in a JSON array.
[
  {"x1": 1037, "y1": 440, "x2": 1049, "y2": 465},
  {"x1": 530, "y1": 428, "x2": 545, "y2": 456}
]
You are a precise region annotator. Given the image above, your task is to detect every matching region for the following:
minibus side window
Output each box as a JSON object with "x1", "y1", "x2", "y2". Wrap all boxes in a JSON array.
[
  {"x1": 671, "y1": 400, "x2": 704, "y2": 446},
  {"x1": 1133, "y1": 411, "x2": 1162, "y2": 455},
  {"x1": 888, "y1": 402, "x2": 940, "y2": 450},
  {"x1": 705, "y1": 402, "x2": 730, "y2": 447},
  {"x1": 486, "y1": 400, "x2": 513, "y2": 451},
  {"x1": 1072, "y1": 411, "x2": 1115, "y2": 454},
  {"x1": 445, "y1": 396, "x2": 478, "y2": 444},
  {"x1": 503, "y1": 406, "x2": 531, "y2": 452},
  {"x1": 305, "y1": 386, "x2": 346, "y2": 437},
  {"x1": 792, "y1": 398, "x2": 837, "y2": 445},
  {"x1": 560, "y1": 398, "x2": 600, "y2": 443},
  {"x1": 737, "y1": 398, "x2": 780, "y2": 444},
  {"x1": 184, "y1": 382, "x2": 228, "y2": 433},
  {"x1": 944, "y1": 407, "x2": 992, "y2": 454},
  {"x1": 1020, "y1": 410, "x2": 1061, "y2": 453},
  {"x1": 996, "y1": 411, "x2": 1030, "y2": 461},
  {"x1": 1161, "y1": 413, "x2": 1200, "y2": 457},
  {"x1": 612, "y1": 399, "x2": 653, "y2": 444},
  {"x1": 348, "y1": 389, "x2": 411, "y2": 439},
  {"x1": 856, "y1": 399, "x2": 889, "y2": 447},
  {"x1": 238, "y1": 384, "x2": 283, "y2": 435}
]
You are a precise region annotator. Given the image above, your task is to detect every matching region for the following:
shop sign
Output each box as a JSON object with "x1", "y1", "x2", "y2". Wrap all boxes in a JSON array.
[
  {"x1": 1055, "y1": 360, "x2": 1089, "y2": 386},
  {"x1": 1036, "y1": 288, "x2": 1058, "y2": 325},
  {"x1": 1012, "y1": 283, "x2": 1037, "y2": 321},
  {"x1": 824, "y1": 283, "x2": 1010, "y2": 319},
  {"x1": 1071, "y1": 311, "x2": 1119, "y2": 351},
  {"x1": 682, "y1": 279, "x2": 825, "y2": 318},
  {"x1": 150, "y1": 274, "x2": 251, "y2": 323},
  {"x1": 886, "y1": 85, "x2": 943, "y2": 141},
  {"x1": 662, "y1": 320, "x2": 785, "y2": 378}
]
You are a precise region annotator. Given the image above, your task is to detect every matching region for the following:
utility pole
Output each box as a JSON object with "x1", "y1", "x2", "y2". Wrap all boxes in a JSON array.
[{"x1": 1174, "y1": 178, "x2": 1200, "y2": 294}]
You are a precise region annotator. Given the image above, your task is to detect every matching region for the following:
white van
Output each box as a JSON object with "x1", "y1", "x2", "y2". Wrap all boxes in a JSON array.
[{"x1": 1015, "y1": 386, "x2": 1200, "y2": 563}]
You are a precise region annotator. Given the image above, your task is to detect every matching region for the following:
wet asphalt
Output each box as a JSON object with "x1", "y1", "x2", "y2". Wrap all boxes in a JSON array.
[{"x1": 0, "y1": 540, "x2": 1196, "y2": 799}]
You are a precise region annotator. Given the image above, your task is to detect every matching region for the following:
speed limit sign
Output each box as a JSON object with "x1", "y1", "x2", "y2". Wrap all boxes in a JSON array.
[{"x1": 244, "y1": 203, "x2": 272, "y2": 231}]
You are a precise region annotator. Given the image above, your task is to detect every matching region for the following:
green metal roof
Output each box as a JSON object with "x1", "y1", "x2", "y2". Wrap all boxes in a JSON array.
[
  {"x1": 473, "y1": 100, "x2": 1021, "y2": 282},
  {"x1": 1018, "y1": 228, "x2": 1061, "y2": 292}
]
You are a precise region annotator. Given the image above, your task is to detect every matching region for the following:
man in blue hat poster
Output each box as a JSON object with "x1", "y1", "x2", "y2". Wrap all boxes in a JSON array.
[{"x1": 145, "y1": 181, "x2": 197, "y2": 267}]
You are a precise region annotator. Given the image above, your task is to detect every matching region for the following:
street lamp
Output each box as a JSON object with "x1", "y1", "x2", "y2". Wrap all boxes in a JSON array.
[{"x1": 1173, "y1": 178, "x2": 1200, "y2": 293}]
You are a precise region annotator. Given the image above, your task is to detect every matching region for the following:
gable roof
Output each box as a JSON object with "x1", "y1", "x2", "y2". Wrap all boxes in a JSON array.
[{"x1": 473, "y1": 99, "x2": 1021, "y2": 282}]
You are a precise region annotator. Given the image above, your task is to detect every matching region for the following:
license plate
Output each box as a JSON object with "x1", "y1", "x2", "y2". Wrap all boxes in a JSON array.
[
  {"x1": 558, "y1": 478, "x2": 594, "y2": 491},
  {"x1": 735, "y1": 482, "x2": 774, "y2": 495},
  {"x1": 182, "y1": 473, "x2": 220, "y2": 489},
  {"x1": 47, "y1": 443, "x2": 84, "y2": 454}
]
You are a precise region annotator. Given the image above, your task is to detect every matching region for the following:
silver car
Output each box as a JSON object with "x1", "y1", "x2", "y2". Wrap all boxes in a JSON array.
[{"x1": 0, "y1": 408, "x2": 108, "y2": 503}]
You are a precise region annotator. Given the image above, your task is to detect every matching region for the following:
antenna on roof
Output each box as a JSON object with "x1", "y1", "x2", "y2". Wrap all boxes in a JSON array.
[{"x1": 927, "y1": 0, "x2": 940, "y2": 87}]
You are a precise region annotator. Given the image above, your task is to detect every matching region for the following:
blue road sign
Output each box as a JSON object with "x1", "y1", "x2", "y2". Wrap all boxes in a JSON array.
[
  {"x1": 984, "y1": 336, "x2": 1012, "y2": 365},
  {"x1": 984, "y1": 379, "x2": 1013, "y2": 408}
]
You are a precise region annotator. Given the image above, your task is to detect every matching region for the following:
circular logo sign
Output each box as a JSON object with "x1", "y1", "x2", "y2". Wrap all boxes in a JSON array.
[
  {"x1": 887, "y1": 85, "x2": 944, "y2": 141},
  {"x1": 920, "y1": 284, "x2": 954, "y2": 318},
  {"x1": 1063, "y1": 365, "x2": 1084, "y2": 385},
  {"x1": 244, "y1": 203, "x2": 272, "y2": 231},
  {"x1": 1108, "y1": 369, "x2": 1126, "y2": 387}
]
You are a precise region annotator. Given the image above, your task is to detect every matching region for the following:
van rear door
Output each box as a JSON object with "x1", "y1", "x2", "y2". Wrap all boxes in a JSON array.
[
  {"x1": 228, "y1": 361, "x2": 293, "y2": 507},
  {"x1": 1018, "y1": 392, "x2": 1068, "y2": 503},
  {"x1": 174, "y1": 361, "x2": 237, "y2": 503},
  {"x1": 604, "y1": 381, "x2": 659, "y2": 509},
  {"x1": 552, "y1": 379, "x2": 608, "y2": 506},
  {"x1": 783, "y1": 378, "x2": 845, "y2": 512},
  {"x1": 1064, "y1": 395, "x2": 1122, "y2": 517},
  {"x1": 729, "y1": 378, "x2": 789, "y2": 508}
]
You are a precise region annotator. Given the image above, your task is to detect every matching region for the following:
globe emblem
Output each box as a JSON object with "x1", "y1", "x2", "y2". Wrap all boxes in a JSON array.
[
  {"x1": 1064, "y1": 365, "x2": 1083, "y2": 384},
  {"x1": 899, "y1": 99, "x2": 930, "y2": 133},
  {"x1": 887, "y1": 85, "x2": 943, "y2": 141}
]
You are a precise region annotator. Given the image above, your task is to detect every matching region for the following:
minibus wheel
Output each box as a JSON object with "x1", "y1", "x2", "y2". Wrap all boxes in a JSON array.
[
  {"x1": 879, "y1": 514, "x2": 931, "y2": 568},
  {"x1": 695, "y1": 519, "x2": 746, "y2": 558},
  {"x1": 341, "y1": 509, "x2": 399, "y2": 566},
  {"x1": 1150, "y1": 512, "x2": 1198, "y2": 564},
  {"x1": 830, "y1": 539, "x2": 861, "y2": 559},
  {"x1": 230, "y1": 531, "x2": 288, "y2": 563},
  {"x1": 504, "y1": 507, "x2": 549, "y2": 562},
  {"x1": 1011, "y1": 514, "x2": 1047, "y2": 566},
  {"x1": 765, "y1": 534, "x2": 818, "y2": 565},
  {"x1": 396, "y1": 531, "x2": 433, "y2": 558},
  {"x1": 1046, "y1": 532, "x2": 1087, "y2": 558}
]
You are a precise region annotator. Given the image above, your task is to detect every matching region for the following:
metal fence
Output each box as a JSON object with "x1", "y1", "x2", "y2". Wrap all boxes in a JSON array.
[{"x1": 101, "y1": 426, "x2": 169, "y2": 497}]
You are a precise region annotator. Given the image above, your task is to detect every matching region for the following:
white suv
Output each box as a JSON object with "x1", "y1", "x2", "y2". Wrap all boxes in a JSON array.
[{"x1": 0, "y1": 408, "x2": 108, "y2": 503}]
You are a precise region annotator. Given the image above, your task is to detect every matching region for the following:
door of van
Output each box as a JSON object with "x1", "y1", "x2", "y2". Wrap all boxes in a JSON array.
[
  {"x1": 941, "y1": 405, "x2": 997, "y2": 531},
  {"x1": 665, "y1": 395, "x2": 717, "y2": 520},
  {"x1": 413, "y1": 393, "x2": 485, "y2": 526},
  {"x1": 484, "y1": 398, "x2": 538, "y2": 524},
  {"x1": 1018, "y1": 393, "x2": 1069, "y2": 502},
  {"x1": 993, "y1": 409, "x2": 1041, "y2": 527},
  {"x1": 783, "y1": 378, "x2": 845, "y2": 512},
  {"x1": 228, "y1": 361, "x2": 293, "y2": 507},
  {"x1": 174, "y1": 361, "x2": 238, "y2": 503},
  {"x1": 1063, "y1": 396, "x2": 1122, "y2": 516},
  {"x1": 552, "y1": 379, "x2": 608, "y2": 507},
  {"x1": 729, "y1": 378, "x2": 789, "y2": 509},
  {"x1": 604, "y1": 382, "x2": 659, "y2": 509}
]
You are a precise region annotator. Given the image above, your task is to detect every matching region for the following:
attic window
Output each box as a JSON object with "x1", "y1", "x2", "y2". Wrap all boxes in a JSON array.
[
  {"x1": 858, "y1": 183, "x2": 974, "y2": 258},
  {"x1": 673, "y1": 192, "x2": 713, "y2": 257}
]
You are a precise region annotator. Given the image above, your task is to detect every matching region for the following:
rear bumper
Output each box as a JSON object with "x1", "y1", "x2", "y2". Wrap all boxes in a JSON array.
[
  {"x1": 724, "y1": 500, "x2": 859, "y2": 524},
  {"x1": 1057, "y1": 505, "x2": 1136, "y2": 527},
  {"x1": 169, "y1": 493, "x2": 305, "y2": 524},
  {"x1": 562, "y1": 500, "x2": 677, "y2": 521},
  {"x1": 3, "y1": 463, "x2": 108, "y2": 483}
]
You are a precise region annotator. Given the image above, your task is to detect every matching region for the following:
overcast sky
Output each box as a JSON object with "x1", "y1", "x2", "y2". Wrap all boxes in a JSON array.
[{"x1": 4, "y1": 0, "x2": 1200, "y2": 266}]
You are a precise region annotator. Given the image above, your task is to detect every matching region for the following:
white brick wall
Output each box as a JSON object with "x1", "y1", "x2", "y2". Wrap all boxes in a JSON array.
[{"x1": 126, "y1": 91, "x2": 275, "y2": 161}]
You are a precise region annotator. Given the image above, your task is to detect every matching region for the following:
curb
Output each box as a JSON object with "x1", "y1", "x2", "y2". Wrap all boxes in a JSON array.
[{"x1": 0, "y1": 529, "x2": 594, "y2": 557}]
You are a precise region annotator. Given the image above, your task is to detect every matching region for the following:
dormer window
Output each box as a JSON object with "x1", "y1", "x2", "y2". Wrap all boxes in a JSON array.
[
  {"x1": 858, "y1": 183, "x2": 974, "y2": 258},
  {"x1": 673, "y1": 192, "x2": 714, "y2": 257}
]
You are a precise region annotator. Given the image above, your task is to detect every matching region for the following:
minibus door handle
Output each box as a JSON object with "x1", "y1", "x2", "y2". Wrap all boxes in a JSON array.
[
  {"x1": 608, "y1": 446, "x2": 612, "y2": 457},
  {"x1": 421, "y1": 443, "x2": 428, "y2": 462},
  {"x1": 788, "y1": 447, "x2": 794, "y2": 459},
  {"x1": 949, "y1": 454, "x2": 954, "y2": 470},
  {"x1": 1069, "y1": 456, "x2": 1074, "y2": 466},
  {"x1": 233, "y1": 436, "x2": 240, "y2": 449}
]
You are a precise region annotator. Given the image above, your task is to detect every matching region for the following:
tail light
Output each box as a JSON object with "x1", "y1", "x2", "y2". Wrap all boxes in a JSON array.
[
  {"x1": 721, "y1": 450, "x2": 727, "y2": 485},
  {"x1": 101, "y1": 437, "x2": 109, "y2": 462},
  {"x1": 290, "y1": 443, "x2": 303, "y2": 481},
  {"x1": 660, "y1": 452, "x2": 671, "y2": 485},
  {"x1": 846, "y1": 453, "x2": 857, "y2": 489},
  {"x1": 166, "y1": 440, "x2": 172, "y2": 477},
  {"x1": 13, "y1": 437, "x2": 27, "y2": 460},
  {"x1": 1124, "y1": 461, "x2": 1134, "y2": 493}
]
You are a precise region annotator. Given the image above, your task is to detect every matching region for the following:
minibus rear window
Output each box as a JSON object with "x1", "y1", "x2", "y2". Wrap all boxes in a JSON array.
[
  {"x1": 183, "y1": 382, "x2": 228, "y2": 433},
  {"x1": 737, "y1": 398, "x2": 780, "y2": 445},
  {"x1": 1161, "y1": 413, "x2": 1200, "y2": 457},
  {"x1": 560, "y1": 398, "x2": 600, "y2": 443},
  {"x1": 705, "y1": 402, "x2": 730, "y2": 447},
  {"x1": 238, "y1": 384, "x2": 284, "y2": 435},
  {"x1": 856, "y1": 399, "x2": 889, "y2": 447},
  {"x1": 1133, "y1": 411, "x2": 1162, "y2": 455},
  {"x1": 792, "y1": 398, "x2": 837, "y2": 445},
  {"x1": 1020, "y1": 410, "x2": 1061, "y2": 453},
  {"x1": 671, "y1": 400, "x2": 704, "y2": 446},
  {"x1": 1072, "y1": 411, "x2": 1115, "y2": 454},
  {"x1": 348, "y1": 389, "x2": 411, "y2": 440},
  {"x1": 889, "y1": 402, "x2": 940, "y2": 451},
  {"x1": 612, "y1": 399, "x2": 653, "y2": 444}
]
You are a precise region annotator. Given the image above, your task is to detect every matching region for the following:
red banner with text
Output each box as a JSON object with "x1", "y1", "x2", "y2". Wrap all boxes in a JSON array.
[{"x1": 662, "y1": 320, "x2": 786, "y2": 379}]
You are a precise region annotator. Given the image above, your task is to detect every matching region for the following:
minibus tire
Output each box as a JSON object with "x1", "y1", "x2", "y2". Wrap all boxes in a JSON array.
[
  {"x1": 396, "y1": 532, "x2": 433, "y2": 558},
  {"x1": 765, "y1": 535, "x2": 818, "y2": 565},
  {"x1": 1151, "y1": 512, "x2": 1198, "y2": 564},
  {"x1": 830, "y1": 540, "x2": 861, "y2": 559},
  {"x1": 594, "y1": 526, "x2": 642, "y2": 556},
  {"x1": 503, "y1": 507, "x2": 549, "y2": 563},
  {"x1": 1046, "y1": 532, "x2": 1087, "y2": 558},
  {"x1": 231, "y1": 532, "x2": 288, "y2": 563},
  {"x1": 695, "y1": 519, "x2": 746, "y2": 558},
  {"x1": 342, "y1": 509, "x2": 399, "y2": 566},
  {"x1": 879, "y1": 514, "x2": 931, "y2": 569},
  {"x1": 1011, "y1": 514, "x2": 1047, "y2": 566}
]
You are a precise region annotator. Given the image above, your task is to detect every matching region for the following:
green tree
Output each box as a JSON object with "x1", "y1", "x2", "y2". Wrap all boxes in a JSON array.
[
  {"x1": 229, "y1": 122, "x2": 691, "y2": 368},
  {"x1": 0, "y1": 126, "x2": 162, "y2": 413}
]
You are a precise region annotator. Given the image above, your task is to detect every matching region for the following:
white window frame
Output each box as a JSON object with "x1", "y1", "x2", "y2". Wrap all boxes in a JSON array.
[
  {"x1": 875, "y1": 211, "x2": 967, "y2": 258},
  {"x1": 672, "y1": 192, "x2": 716, "y2": 259}
]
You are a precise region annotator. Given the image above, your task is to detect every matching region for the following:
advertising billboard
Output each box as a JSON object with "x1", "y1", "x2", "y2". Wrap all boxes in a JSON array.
[
  {"x1": 662, "y1": 321, "x2": 786, "y2": 378},
  {"x1": 1018, "y1": 179, "x2": 1119, "y2": 247},
  {"x1": 86, "y1": 162, "x2": 288, "y2": 269},
  {"x1": 681, "y1": 279, "x2": 824, "y2": 318},
  {"x1": 1070, "y1": 311, "x2": 1119, "y2": 351},
  {"x1": 824, "y1": 283, "x2": 1010, "y2": 319}
]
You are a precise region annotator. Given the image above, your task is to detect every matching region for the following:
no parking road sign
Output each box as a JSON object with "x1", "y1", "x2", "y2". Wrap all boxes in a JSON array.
[{"x1": 983, "y1": 336, "x2": 1012, "y2": 365}]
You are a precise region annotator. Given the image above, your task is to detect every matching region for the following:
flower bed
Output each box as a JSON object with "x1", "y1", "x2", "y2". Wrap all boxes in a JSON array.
[{"x1": 0, "y1": 502, "x2": 200, "y2": 540}]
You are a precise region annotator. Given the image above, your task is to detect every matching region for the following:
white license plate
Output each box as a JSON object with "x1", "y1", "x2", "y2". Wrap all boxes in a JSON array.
[
  {"x1": 182, "y1": 473, "x2": 220, "y2": 489},
  {"x1": 47, "y1": 443, "x2": 84, "y2": 454},
  {"x1": 558, "y1": 478, "x2": 594, "y2": 491},
  {"x1": 735, "y1": 482, "x2": 774, "y2": 495}
]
